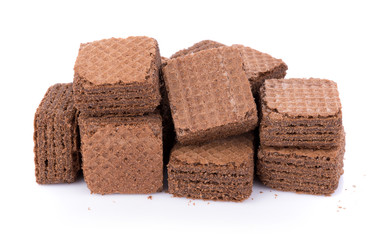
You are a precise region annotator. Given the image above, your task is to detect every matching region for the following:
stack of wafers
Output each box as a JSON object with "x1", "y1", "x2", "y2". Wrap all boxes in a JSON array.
[
  {"x1": 257, "y1": 78, "x2": 345, "y2": 195},
  {"x1": 164, "y1": 40, "x2": 288, "y2": 201},
  {"x1": 33, "y1": 36, "x2": 345, "y2": 201}
]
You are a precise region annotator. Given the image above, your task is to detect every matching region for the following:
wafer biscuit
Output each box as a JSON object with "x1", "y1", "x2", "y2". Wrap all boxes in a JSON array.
[
  {"x1": 168, "y1": 134, "x2": 254, "y2": 201},
  {"x1": 73, "y1": 36, "x2": 161, "y2": 116},
  {"x1": 79, "y1": 114, "x2": 163, "y2": 194},
  {"x1": 34, "y1": 83, "x2": 81, "y2": 184},
  {"x1": 260, "y1": 78, "x2": 343, "y2": 149},
  {"x1": 163, "y1": 46, "x2": 258, "y2": 144}
]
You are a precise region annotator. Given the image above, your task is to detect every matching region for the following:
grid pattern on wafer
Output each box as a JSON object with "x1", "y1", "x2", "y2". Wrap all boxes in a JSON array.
[
  {"x1": 79, "y1": 114, "x2": 163, "y2": 194},
  {"x1": 168, "y1": 134, "x2": 254, "y2": 201},
  {"x1": 170, "y1": 40, "x2": 225, "y2": 59},
  {"x1": 163, "y1": 46, "x2": 257, "y2": 142},
  {"x1": 233, "y1": 45, "x2": 287, "y2": 79},
  {"x1": 171, "y1": 135, "x2": 253, "y2": 166},
  {"x1": 263, "y1": 78, "x2": 341, "y2": 117},
  {"x1": 74, "y1": 36, "x2": 159, "y2": 85}
]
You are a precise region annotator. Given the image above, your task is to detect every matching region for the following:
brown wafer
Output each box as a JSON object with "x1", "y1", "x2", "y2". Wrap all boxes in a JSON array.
[
  {"x1": 34, "y1": 83, "x2": 81, "y2": 184},
  {"x1": 168, "y1": 134, "x2": 254, "y2": 201},
  {"x1": 163, "y1": 46, "x2": 258, "y2": 144},
  {"x1": 260, "y1": 78, "x2": 343, "y2": 149},
  {"x1": 257, "y1": 131, "x2": 345, "y2": 195},
  {"x1": 79, "y1": 114, "x2": 163, "y2": 194},
  {"x1": 73, "y1": 36, "x2": 161, "y2": 116}
]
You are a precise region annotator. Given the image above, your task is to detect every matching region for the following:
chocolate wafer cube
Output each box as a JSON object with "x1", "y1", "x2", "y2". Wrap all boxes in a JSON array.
[
  {"x1": 259, "y1": 78, "x2": 343, "y2": 149},
  {"x1": 73, "y1": 36, "x2": 161, "y2": 116},
  {"x1": 257, "y1": 131, "x2": 345, "y2": 195},
  {"x1": 168, "y1": 134, "x2": 254, "y2": 201},
  {"x1": 163, "y1": 46, "x2": 258, "y2": 144},
  {"x1": 79, "y1": 114, "x2": 163, "y2": 194},
  {"x1": 34, "y1": 83, "x2": 81, "y2": 184}
]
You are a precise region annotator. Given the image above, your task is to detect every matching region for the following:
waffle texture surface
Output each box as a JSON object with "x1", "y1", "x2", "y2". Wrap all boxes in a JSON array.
[
  {"x1": 163, "y1": 46, "x2": 258, "y2": 144},
  {"x1": 79, "y1": 114, "x2": 163, "y2": 194},
  {"x1": 73, "y1": 36, "x2": 161, "y2": 116}
]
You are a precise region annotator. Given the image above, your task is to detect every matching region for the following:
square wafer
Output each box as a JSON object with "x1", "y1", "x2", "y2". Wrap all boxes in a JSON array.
[
  {"x1": 163, "y1": 46, "x2": 258, "y2": 144},
  {"x1": 79, "y1": 114, "x2": 163, "y2": 194},
  {"x1": 168, "y1": 134, "x2": 254, "y2": 201},
  {"x1": 73, "y1": 36, "x2": 161, "y2": 116},
  {"x1": 259, "y1": 78, "x2": 343, "y2": 149}
]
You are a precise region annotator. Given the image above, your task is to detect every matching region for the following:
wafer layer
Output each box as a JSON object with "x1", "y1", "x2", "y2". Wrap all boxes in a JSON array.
[
  {"x1": 163, "y1": 46, "x2": 258, "y2": 144},
  {"x1": 168, "y1": 134, "x2": 254, "y2": 201},
  {"x1": 73, "y1": 36, "x2": 161, "y2": 116},
  {"x1": 79, "y1": 114, "x2": 163, "y2": 194},
  {"x1": 34, "y1": 83, "x2": 81, "y2": 184},
  {"x1": 257, "y1": 132, "x2": 345, "y2": 195},
  {"x1": 260, "y1": 78, "x2": 343, "y2": 149}
]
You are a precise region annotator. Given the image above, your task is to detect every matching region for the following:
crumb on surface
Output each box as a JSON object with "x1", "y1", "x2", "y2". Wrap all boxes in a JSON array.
[
  {"x1": 88, "y1": 207, "x2": 91, "y2": 211},
  {"x1": 352, "y1": 185, "x2": 356, "y2": 188},
  {"x1": 193, "y1": 202, "x2": 195, "y2": 206},
  {"x1": 251, "y1": 198, "x2": 254, "y2": 200},
  {"x1": 147, "y1": 196, "x2": 152, "y2": 200},
  {"x1": 259, "y1": 191, "x2": 263, "y2": 194}
]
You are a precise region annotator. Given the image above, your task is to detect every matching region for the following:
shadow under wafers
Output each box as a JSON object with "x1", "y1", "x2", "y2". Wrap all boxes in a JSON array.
[
  {"x1": 168, "y1": 134, "x2": 254, "y2": 201},
  {"x1": 34, "y1": 83, "x2": 81, "y2": 184},
  {"x1": 259, "y1": 78, "x2": 343, "y2": 149},
  {"x1": 73, "y1": 36, "x2": 161, "y2": 117},
  {"x1": 162, "y1": 46, "x2": 258, "y2": 144},
  {"x1": 78, "y1": 113, "x2": 163, "y2": 194},
  {"x1": 257, "y1": 132, "x2": 345, "y2": 195}
]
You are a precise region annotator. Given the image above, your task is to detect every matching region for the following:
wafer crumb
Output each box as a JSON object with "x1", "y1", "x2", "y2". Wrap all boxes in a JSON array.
[
  {"x1": 260, "y1": 191, "x2": 263, "y2": 194},
  {"x1": 88, "y1": 207, "x2": 91, "y2": 211},
  {"x1": 274, "y1": 194, "x2": 278, "y2": 199},
  {"x1": 193, "y1": 202, "x2": 195, "y2": 206},
  {"x1": 147, "y1": 196, "x2": 152, "y2": 200},
  {"x1": 352, "y1": 185, "x2": 356, "y2": 188}
]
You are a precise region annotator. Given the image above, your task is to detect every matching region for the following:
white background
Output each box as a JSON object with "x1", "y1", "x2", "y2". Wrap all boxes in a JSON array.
[{"x1": 1, "y1": 0, "x2": 377, "y2": 239}]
